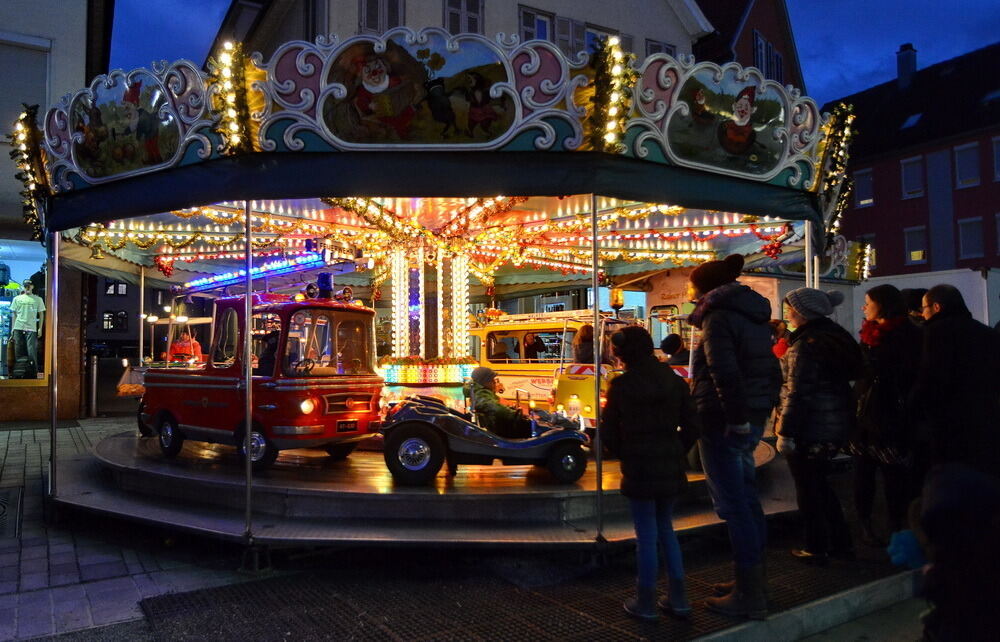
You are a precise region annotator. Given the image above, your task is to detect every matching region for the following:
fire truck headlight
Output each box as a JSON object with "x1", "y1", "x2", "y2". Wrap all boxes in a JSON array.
[{"x1": 300, "y1": 399, "x2": 316, "y2": 414}]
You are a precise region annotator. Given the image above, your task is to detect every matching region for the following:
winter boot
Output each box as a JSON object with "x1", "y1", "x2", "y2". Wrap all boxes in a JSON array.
[
  {"x1": 623, "y1": 583, "x2": 658, "y2": 621},
  {"x1": 713, "y1": 558, "x2": 770, "y2": 602},
  {"x1": 704, "y1": 564, "x2": 767, "y2": 620},
  {"x1": 657, "y1": 575, "x2": 692, "y2": 618}
]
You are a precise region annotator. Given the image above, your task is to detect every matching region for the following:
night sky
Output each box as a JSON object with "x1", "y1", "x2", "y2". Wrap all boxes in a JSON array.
[{"x1": 109, "y1": 0, "x2": 1000, "y2": 108}]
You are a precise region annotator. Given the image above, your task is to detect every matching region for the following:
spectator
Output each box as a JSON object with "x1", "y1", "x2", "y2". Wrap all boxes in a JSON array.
[
  {"x1": 900, "y1": 288, "x2": 927, "y2": 327},
  {"x1": 573, "y1": 324, "x2": 595, "y2": 363},
  {"x1": 601, "y1": 326, "x2": 699, "y2": 620},
  {"x1": 911, "y1": 285, "x2": 1000, "y2": 476},
  {"x1": 917, "y1": 464, "x2": 1000, "y2": 641},
  {"x1": 852, "y1": 284, "x2": 922, "y2": 544},
  {"x1": 522, "y1": 332, "x2": 547, "y2": 360},
  {"x1": 687, "y1": 253, "x2": 781, "y2": 620},
  {"x1": 660, "y1": 333, "x2": 690, "y2": 366},
  {"x1": 769, "y1": 319, "x2": 790, "y2": 360},
  {"x1": 776, "y1": 288, "x2": 863, "y2": 564}
]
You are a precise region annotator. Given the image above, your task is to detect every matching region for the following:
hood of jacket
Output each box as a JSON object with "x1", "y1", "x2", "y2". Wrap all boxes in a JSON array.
[
  {"x1": 789, "y1": 317, "x2": 863, "y2": 379},
  {"x1": 689, "y1": 282, "x2": 772, "y2": 329}
]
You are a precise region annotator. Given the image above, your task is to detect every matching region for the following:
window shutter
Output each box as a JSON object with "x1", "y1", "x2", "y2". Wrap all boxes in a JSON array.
[
  {"x1": 620, "y1": 33, "x2": 633, "y2": 53},
  {"x1": 359, "y1": 0, "x2": 377, "y2": 33},
  {"x1": 386, "y1": 0, "x2": 402, "y2": 30},
  {"x1": 571, "y1": 20, "x2": 585, "y2": 56},
  {"x1": 555, "y1": 16, "x2": 572, "y2": 54}
]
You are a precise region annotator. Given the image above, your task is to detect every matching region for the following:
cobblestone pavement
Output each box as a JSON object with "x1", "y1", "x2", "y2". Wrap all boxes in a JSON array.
[{"x1": 0, "y1": 419, "x2": 249, "y2": 640}]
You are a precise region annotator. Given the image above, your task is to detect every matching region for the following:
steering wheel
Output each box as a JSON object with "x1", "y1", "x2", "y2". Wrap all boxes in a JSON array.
[{"x1": 294, "y1": 358, "x2": 315, "y2": 375}]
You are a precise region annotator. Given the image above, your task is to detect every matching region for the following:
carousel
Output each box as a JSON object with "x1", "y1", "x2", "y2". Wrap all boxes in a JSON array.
[{"x1": 12, "y1": 28, "x2": 860, "y2": 549}]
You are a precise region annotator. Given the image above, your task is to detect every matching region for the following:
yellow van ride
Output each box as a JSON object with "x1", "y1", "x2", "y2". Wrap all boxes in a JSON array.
[{"x1": 468, "y1": 311, "x2": 629, "y2": 418}]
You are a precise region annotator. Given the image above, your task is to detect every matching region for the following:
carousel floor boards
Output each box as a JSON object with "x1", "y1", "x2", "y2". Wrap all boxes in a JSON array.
[{"x1": 49, "y1": 431, "x2": 786, "y2": 548}]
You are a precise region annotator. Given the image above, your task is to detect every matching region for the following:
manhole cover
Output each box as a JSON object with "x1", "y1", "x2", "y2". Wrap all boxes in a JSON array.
[{"x1": 0, "y1": 487, "x2": 23, "y2": 539}]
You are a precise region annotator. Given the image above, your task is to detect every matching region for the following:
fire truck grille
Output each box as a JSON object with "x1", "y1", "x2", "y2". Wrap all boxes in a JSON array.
[{"x1": 322, "y1": 393, "x2": 372, "y2": 413}]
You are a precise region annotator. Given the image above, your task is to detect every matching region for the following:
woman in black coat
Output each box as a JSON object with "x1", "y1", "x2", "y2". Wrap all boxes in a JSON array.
[
  {"x1": 776, "y1": 288, "x2": 863, "y2": 564},
  {"x1": 851, "y1": 284, "x2": 922, "y2": 543},
  {"x1": 601, "y1": 326, "x2": 700, "y2": 620}
]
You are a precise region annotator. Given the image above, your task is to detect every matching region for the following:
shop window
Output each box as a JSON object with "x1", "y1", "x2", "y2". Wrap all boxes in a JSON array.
[
  {"x1": 645, "y1": 39, "x2": 675, "y2": 57},
  {"x1": 359, "y1": 0, "x2": 403, "y2": 35},
  {"x1": 102, "y1": 310, "x2": 127, "y2": 332},
  {"x1": 900, "y1": 156, "x2": 924, "y2": 198},
  {"x1": 854, "y1": 169, "x2": 874, "y2": 207},
  {"x1": 445, "y1": 0, "x2": 483, "y2": 35},
  {"x1": 105, "y1": 279, "x2": 128, "y2": 296},
  {"x1": 904, "y1": 226, "x2": 927, "y2": 265},
  {"x1": 212, "y1": 308, "x2": 240, "y2": 366},
  {"x1": 954, "y1": 143, "x2": 980, "y2": 188},
  {"x1": 957, "y1": 217, "x2": 983, "y2": 259},
  {"x1": 519, "y1": 6, "x2": 553, "y2": 41}
]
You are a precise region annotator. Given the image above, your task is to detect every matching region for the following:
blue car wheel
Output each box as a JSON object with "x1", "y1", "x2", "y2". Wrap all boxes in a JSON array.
[{"x1": 384, "y1": 423, "x2": 445, "y2": 485}]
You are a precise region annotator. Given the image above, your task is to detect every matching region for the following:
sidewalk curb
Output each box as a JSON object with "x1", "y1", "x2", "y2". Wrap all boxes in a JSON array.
[{"x1": 695, "y1": 569, "x2": 920, "y2": 641}]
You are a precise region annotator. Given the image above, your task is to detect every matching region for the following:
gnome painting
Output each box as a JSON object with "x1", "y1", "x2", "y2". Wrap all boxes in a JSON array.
[
  {"x1": 321, "y1": 33, "x2": 514, "y2": 145},
  {"x1": 666, "y1": 68, "x2": 785, "y2": 176}
]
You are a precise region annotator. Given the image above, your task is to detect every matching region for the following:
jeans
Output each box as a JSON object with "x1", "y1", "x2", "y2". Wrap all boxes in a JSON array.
[
  {"x1": 629, "y1": 497, "x2": 684, "y2": 588},
  {"x1": 787, "y1": 451, "x2": 852, "y2": 554},
  {"x1": 11, "y1": 329, "x2": 38, "y2": 377},
  {"x1": 699, "y1": 416, "x2": 767, "y2": 567}
]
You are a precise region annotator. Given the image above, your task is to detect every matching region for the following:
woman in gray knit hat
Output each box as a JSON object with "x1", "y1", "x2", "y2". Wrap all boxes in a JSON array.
[{"x1": 776, "y1": 288, "x2": 864, "y2": 564}]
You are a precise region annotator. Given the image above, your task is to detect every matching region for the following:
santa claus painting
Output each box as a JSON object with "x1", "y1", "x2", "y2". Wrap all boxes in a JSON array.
[
  {"x1": 352, "y1": 54, "x2": 419, "y2": 139},
  {"x1": 717, "y1": 86, "x2": 757, "y2": 156}
]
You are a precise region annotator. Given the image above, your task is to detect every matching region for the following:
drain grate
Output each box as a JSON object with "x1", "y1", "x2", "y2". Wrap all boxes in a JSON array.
[{"x1": 0, "y1": 487, "x2": 23, "y2": 539}]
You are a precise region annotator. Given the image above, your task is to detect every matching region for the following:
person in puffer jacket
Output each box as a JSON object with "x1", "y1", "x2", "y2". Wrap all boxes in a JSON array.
[
  {"x1": 602, "y1": 326, "x2": 700, "y2": 621},
  {"x1": 687, "y1": 253, "x2": 781, "y2": 621},
  {"x1": 776, "y1": 288, "x2": 864, "y2": 565}
]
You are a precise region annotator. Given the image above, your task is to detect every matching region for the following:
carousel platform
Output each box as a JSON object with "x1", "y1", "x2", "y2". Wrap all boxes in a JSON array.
[{"x1": 49, "y1": 431, "x2": 786, "y2": 548}]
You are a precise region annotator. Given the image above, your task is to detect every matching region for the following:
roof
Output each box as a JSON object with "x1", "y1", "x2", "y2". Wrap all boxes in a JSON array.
[
  {"x1": 822, "y1": 42, "x2": 1000, "y2": 161},
  {"x1": 692, "y1": 0, "x2": 753, "y2": 63}
]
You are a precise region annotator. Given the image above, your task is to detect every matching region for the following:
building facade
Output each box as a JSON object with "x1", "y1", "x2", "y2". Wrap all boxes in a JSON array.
[
  {"x1": 693, "y1": 0, "x2": 805, "y2": 90},
  {"x1": 212, "y1": 0, "x2": 714, "y2": 63},
  {"x1": 829, "y1": 43, "x2": 1000, "y2": 277}
]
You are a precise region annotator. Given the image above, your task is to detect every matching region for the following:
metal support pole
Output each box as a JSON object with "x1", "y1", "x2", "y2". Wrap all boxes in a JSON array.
[
  {"x1": 138, "y1": 267, "x2": 145, "y2": 360},
  {"x1": 48, "y1": 232, "x2": 60, "y2": 498},
  {"x1": 590, "y1": 194, "x2": 605, "y2": 542},
  {"x1": 89, "y1": 354, "x2": 98, "y2": 418},
  {"x1": 243, "y1": 201, "x2": 254, "y2": 544},
  {"x1": 804, "y1": 220, "x2": 814, "y2": 289},
  {"x1": 813, "y1": 255, "x2": 821, "y2": 289}
]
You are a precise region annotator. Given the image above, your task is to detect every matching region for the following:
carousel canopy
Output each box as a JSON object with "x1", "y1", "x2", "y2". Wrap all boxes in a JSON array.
[{"x1": 11, "y1": 28, "x2": 852, "y2": 289}]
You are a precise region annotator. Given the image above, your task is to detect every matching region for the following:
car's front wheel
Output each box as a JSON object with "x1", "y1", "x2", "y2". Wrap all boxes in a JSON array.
[
  {"x1": 325, "y1": 442, "x2": 358, "y2": 461},
  {"x1": 384, "y1": 423, "x2": 445, "y2": 485},
  {"x1": 237, "y1": 427, "x2": 279, "y2": 471},
  {"x1": 546, "y1": 442, "x2": 586, "y2": 483},
  {"x1": 157, "y1": 414, "x2": 184, "y2": 458}
]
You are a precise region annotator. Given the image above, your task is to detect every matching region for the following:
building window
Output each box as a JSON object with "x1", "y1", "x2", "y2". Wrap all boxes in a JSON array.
[
  {"x1": 854, "y1": 169, "x2": 874, "y2": 207},
  {"x1": 445, "y1": 0, "x2": 483, "y2": 35},
  {"x1": 645, "y1": 39, "x2": 676, "y2": 57},
  {"x1": 753, "y1": 30, "x2": 766, "y2": 71},
  {"x1": 359, "y1": 0, "x2": 403, "y2": 35},
  {"x1": 857, "y1": 233, "x2": 876, "y2": 268},
  {"x1": 957, "y1": 217, "x2": 983, "y2": 259},
  {"x1": 105, "y1": 280, "x2": 127, "y2": 296},
  {"x1": 900, "y1": 156, "x2": 924, "y2": 199},
  {"x1": 584, "y1": 25, "x2": 615, "y2": 53},
  {"x1": 993, "y1": 137, "x2": 1000, "y2": 181},
  {"x1": 519, "y1": 6, "x2": 553, "y2": 41},
  {"x1": 554, "y1": 17, "x2": 585, "y2": 56},
  {"x1": 904, "y1": 226, "x2": 927, "y2": 265},
  {"x1": 954, "y1": 143, "x2": 980, "y2": 188},
  {"x1": 102, "y1": 310, "x2": 128, "y2": 333},
  {"x1": 772, "y1": 51, "x2": 783, "y2": 84}
]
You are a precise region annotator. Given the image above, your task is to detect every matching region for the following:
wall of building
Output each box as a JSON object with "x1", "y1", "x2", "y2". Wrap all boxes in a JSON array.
[
  {"x1": 842, "y1": 130, "x2": 1000, "y2": 276},
  {"x1": 732, "y1": 0, "x2": 801, "y2": 88},
  {"x1": 253, "y1": 0, "x2": 702, "y2": 58}
]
